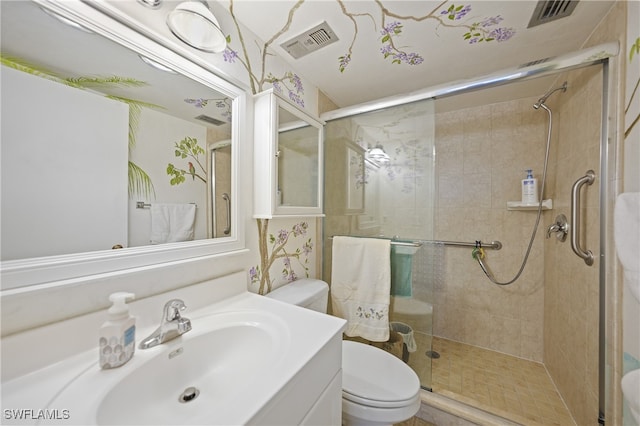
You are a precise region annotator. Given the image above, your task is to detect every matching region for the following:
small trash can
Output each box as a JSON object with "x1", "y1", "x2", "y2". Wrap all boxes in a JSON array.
[{"x1": 389, "y1": 322, "x2": 417, "y2": 363}]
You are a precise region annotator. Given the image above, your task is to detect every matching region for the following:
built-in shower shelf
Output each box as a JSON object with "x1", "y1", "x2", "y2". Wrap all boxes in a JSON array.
[{"x1": 507, "y1": 199, "x2": 553, "y2": 211}]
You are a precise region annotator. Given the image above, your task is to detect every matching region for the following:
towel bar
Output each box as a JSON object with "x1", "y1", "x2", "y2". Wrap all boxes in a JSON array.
[
  {"x1": 136, "y1": 201, "x2": 197, "y2": 209},
  {"x1": 329, "y1": 236, "x2": 502, "y2": 250}
]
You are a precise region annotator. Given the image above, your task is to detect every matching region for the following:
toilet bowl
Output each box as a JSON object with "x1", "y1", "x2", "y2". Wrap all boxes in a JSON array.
[
  {"x1": 267, "y1": 279, "x2": 421, "y2": 426},
  {"x1": 342, "y1": 340, "x2": 421, "y2": 425}
]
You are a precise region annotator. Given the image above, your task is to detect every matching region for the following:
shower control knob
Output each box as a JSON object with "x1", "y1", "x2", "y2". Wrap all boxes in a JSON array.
[{"x1": 547, "y1": 214, "x2": 569, "y2": 242}]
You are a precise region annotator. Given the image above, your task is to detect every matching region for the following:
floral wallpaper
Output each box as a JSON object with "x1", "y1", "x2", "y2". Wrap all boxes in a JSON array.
[
  {"x1": 251, "y1": 220, "x2": 313, "y2": 295},
  {"x1": 183, "y1": 96, "x2": 232, "y2": 122},
  {"x1": 220, "y1": 0, "x2": 307, "y2": 108},
  {"x1": 211, "y1": 1, "x2": 514, "y2": 292},
  {"x1": 338, "y1": 2, "x2": 515, "y2": 72},
  {"x1": 379, "y1": 139, "x2": 434, "y2": 193},
  {"x1": 219, "y1": 1, "x2": 516, "y2": 105}
]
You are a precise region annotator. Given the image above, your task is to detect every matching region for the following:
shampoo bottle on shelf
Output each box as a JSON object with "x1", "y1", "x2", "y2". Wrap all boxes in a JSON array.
[
  {"x1": 99, "y1": 292, "x2": 136, "y2": 369},
  {"x1": 521, "y1": 169, "x2": 538, "y2": 204}
]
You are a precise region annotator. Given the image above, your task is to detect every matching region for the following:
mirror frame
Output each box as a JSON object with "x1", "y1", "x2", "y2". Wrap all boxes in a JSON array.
[
  {"x1": 275, "y1": 102, "x2": 324, "y2": 216},
  {"x1": 1, "y1": 0, "x2": 247, "y2": 291},
  {"x1": 253, "y1": 89, "x2": 324, "y2": 218}
]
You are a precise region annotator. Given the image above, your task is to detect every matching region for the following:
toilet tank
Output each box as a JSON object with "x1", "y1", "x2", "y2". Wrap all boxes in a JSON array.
[{"x1": 266, "y1": 278, "x2": 329, "y2": 313}]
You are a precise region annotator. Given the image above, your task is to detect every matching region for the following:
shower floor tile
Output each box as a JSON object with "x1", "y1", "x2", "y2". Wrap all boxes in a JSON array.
[{"x1": 431, "y1": 337, "x2": 575, "y2": 425}]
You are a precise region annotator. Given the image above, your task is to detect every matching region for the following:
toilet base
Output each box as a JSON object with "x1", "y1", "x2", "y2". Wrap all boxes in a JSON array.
[
  {"x1": 342, "y1": 395, "x2": 421, "y2": 426},
  {"x1": 342, "y1": 412, "x2": 393, "y2": 426}
]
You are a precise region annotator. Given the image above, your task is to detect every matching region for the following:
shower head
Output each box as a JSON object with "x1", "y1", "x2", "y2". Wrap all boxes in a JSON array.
[{"x1": 533, "y1": 81, "x2": 568, "y2": 109}]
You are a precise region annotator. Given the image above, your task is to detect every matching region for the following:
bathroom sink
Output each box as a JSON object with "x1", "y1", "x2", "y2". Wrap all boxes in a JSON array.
[
  {"x1": 2, "y1": 280, "x2": 346, "y2": 426},
  {"x1": 49, "y1": 310, "x2": 289, "y2": 425}
]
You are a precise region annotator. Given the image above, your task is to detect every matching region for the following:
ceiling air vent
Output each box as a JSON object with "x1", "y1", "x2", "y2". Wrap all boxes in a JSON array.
[
  {"x1": 195, "y1": 114, "x2": 225, "y2": 126},
  {"x1": 527, "y1": 0, "x2": 579, "y2": 28},
  {"x1": 280, "y1": 21, "x2": 339, "y2": 59}
]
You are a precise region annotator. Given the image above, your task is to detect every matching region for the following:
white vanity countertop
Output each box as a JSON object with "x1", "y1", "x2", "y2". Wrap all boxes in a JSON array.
[{"x1": 1, "y1": 274, "x2": 346, "y2": 425}]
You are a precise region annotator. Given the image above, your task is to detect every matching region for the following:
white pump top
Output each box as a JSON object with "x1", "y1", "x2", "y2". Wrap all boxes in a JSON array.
[{"x1": 107, "y1": 292, "x2": 135, "y2": 320}]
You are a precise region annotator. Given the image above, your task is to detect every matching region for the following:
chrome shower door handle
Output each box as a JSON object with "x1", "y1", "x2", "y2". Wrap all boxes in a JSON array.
[
  {"x1": 222, "y1": 193, "x2": 231, "y2": 235},
  {"x1": 570, "y1": 170, "x2": 595, "y2": 266}
]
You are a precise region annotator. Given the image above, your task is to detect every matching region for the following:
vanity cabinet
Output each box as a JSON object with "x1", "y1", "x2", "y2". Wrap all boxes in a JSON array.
[{"x1": 254, "y1": 89, "x2": 324, "y2": 218}]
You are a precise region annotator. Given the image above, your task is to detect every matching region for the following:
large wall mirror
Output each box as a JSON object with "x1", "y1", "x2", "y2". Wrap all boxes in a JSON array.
[{"x1": 0, "y1": 0, "x2": 246, "y2": 290}]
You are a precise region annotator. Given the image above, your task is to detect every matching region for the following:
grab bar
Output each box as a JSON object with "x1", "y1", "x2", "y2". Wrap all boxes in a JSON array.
[
  {"x1": 570, "y1": 170, "x2": 595, "y2": 266},
  {"x1": 222, "y1": 193, "x2": 231, "y2": 235}
]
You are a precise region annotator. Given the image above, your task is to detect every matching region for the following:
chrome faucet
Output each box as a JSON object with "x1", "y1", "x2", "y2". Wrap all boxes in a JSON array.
[{"x1": 139, "y1": 299, "x2": 192, "y2": 349}]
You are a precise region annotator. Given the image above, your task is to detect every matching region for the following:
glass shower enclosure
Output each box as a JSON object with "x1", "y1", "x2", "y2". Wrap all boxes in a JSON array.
[
  {"x1": 322, "y1": 98, "x2": 439, "y2": 390},
  {"x1": 321, "y1": 41, "x2": 616, "y2": 424}
]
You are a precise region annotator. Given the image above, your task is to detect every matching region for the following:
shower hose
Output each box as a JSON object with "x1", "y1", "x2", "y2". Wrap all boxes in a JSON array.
[{"x1": 474, "y1": 100, "x2": 556, "y2": 286}]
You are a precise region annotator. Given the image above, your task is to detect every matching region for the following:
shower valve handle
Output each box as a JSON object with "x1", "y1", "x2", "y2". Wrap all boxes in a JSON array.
[{"x1": 547, "y1": 214, "x2": 569, "y2": 242}]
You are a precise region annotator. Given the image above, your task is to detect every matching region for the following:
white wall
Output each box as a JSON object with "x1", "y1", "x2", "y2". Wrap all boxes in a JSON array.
[
  {"x1": 624, "y1": 1, "x2": 640, "y2": 194},
  {"x1": 622, "y1": 0, "x2": 640, "y2": 373},
  {"x1": 1, "y1": 66, "x2": 129, "y2": 260}
]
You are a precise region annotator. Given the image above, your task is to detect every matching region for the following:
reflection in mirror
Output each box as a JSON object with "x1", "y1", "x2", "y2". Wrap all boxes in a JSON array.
[
  {"x1": 209, "y1": 141, "x2": 232, "y2": 237},
  {"x1": 277, "y1": 107, "x2": 320, "y2": 208},
  {"x1": 345, "y1": 142, "x2": 365, "y2": 214},
  {"x1": 1, "y1": 1, "x2": 234, "y2": 262}
]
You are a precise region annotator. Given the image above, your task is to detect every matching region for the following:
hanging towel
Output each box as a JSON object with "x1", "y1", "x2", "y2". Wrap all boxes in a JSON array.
[
  {"x1": 331, "y1": 236, "x2": 391, "y2": 341},
  {"x1": 614, "y1": 192, "x2": 640, "y2": 303},
  {"x1": 150, "y1": 203, "x2": 196, "y2": 244},
  {"x1": 390, "y1": 245, "x2": 414, "y2": 297}
]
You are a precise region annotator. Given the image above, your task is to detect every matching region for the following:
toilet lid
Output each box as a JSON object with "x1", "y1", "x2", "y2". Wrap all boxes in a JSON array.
[{"x1": 342, "y1": 340, "x2": 420, "y2": 408}]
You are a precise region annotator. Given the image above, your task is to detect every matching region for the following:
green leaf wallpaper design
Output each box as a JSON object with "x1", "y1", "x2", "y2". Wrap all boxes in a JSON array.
[{"x1": 166, "y1": 136, "x2": 207, "y2": 186}]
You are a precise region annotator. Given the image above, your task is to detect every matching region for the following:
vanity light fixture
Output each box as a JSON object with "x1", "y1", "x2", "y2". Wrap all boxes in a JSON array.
[
  {"x1": 137, "y1": 0, "x2": 162, "y2": 9},
  {"x1": 138, "y1": 54, "x2": 178, "y2": 74},
  {"x1": 40, "y1": 7, "x2": 94, "y2": 34},
  {"x1": 166, "y1": 1, "x2": 227, "y2": 53},
  {"x1": 366, "y1": 144, "x2": 390, "y2": 163}
]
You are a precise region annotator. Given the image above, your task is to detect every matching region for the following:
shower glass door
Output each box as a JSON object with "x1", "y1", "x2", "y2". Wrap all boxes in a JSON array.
[
  {"x1": 323, "y1": 61, "x2": 608, "y2": 425},
  {"x1": 323, "y1": 98, "x2": 437, "y2": 390}
]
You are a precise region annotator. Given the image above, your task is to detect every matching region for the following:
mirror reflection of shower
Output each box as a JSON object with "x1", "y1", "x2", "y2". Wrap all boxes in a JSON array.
[{"x1": 208, "y1": 140, "x2": 232, "y2": 238}]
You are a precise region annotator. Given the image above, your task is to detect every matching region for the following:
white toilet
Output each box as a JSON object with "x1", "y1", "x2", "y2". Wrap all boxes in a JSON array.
[{"x1": 267, "y1": 278, "x2": 421, "y2": 426}]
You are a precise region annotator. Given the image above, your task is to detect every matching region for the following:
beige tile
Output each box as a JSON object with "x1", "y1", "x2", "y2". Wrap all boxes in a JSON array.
[{"x1": 430, "y1": 337, "x2": 575, "y2": 424}]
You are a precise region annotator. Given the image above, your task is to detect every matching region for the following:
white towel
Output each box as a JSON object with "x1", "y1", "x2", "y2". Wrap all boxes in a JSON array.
[
  {"x1": 150, "y1": 203, "x2": 196, "y2": 244},
  {"x1": 614, "y1": 192, "x2": 640, "y2": 303},
  {"x1": 331, "y1": 236, "x2": 391, "y2": 341}
]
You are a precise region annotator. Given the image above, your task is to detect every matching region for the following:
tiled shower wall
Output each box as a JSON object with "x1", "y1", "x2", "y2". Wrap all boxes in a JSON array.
[
  {"x1": 431, "y1": 65, "x2": 604, "y2": 424},
  {"x1": 543, "y1": 64, "x2": 602, "y2": 426},
  {"x1": 543, "y1": 2, "x2": 625, "y2": 424},
  {"x1": 433, "y1": 97, "x2": 548, "y2": 362}
]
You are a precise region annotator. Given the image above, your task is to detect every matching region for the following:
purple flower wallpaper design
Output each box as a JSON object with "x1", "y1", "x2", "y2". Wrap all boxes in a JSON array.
[
  {"x1": 338, "y1": 2, "x2": 516, "y2": 72},
  {"x1": 252, "y1": 220, "x2": 313, "y2": 295}
]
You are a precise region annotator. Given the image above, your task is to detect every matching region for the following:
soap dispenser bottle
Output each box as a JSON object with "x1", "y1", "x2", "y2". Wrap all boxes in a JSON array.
[
  {"x1": 99, "y1": 292, "x2": 136, "y2": 369},
  {"x1": 521, "y1": 169, "x2": 538, "y2": 204}
]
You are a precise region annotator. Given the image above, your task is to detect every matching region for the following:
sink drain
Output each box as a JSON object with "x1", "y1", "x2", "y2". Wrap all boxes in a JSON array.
[{"x1": 179, "y1": 386, "x2": 200, "y2": 403}]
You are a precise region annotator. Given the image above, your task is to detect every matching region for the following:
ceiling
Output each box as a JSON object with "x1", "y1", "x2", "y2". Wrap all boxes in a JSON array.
[
  {"x1": 224, "y1": 0, "x2": 615, "y2": 108},
  {"x1": 0, "y1": 1, "x2": 617, "y2": 119},
  {"x1": 0, "y1": 1, "x2": 232, "y2": 131}
]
